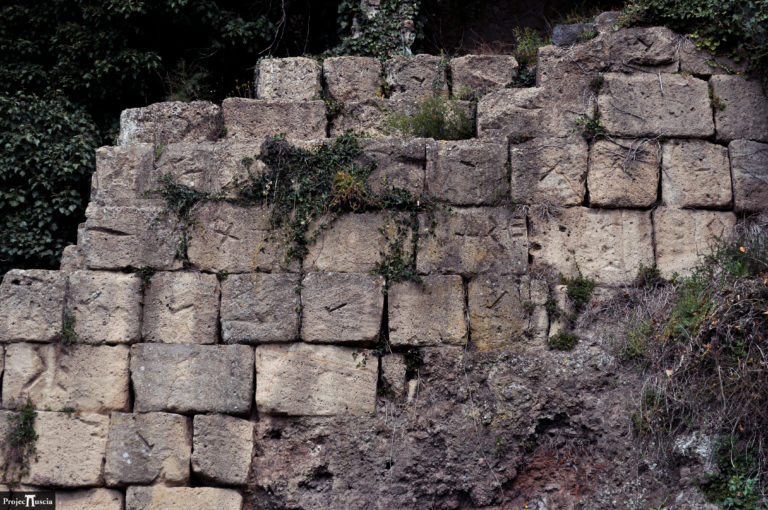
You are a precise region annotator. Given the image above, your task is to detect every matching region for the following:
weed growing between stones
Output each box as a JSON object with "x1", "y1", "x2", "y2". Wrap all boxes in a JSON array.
[
  {"x1": 509, "y1": 27, "x2": 548, "y2": 88},
  {"x1": 575, "y1": 107, "x2": 608, "y2": 141},
  {"x1": 708, "y1": 82, "x2": 726, "y2": 111},
  {"x1": 1, "y1": 398, "x2": 38, "y2": 488},
  {"x1": 384, "y1": 95, "x2": 474, "y2": 140},
  {"x1": 57, "y1": 314, "x2": 77, "y2": 346},
  {"x1": 636, "y1": 263, "x2": 663, "y2": 289},
  {"x1": 132, "y1": 265, "x2": 156, "y2": 292},
  {"x1": 548, "y1": 330, "x2": 579, "y2": 351},
  {"x1": 562, "y1": 268, "x2": 596, "y2": 317}
]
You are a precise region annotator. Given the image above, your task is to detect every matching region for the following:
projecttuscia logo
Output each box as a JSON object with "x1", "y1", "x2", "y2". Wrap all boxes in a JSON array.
[{"x1": 0, "y1": 492, "x2": 55, "y2": 509}]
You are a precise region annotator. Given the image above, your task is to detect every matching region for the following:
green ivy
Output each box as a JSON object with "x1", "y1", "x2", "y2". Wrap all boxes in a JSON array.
[{"x1": 329, "y1": 0, "x2": 421, "y2": 59}]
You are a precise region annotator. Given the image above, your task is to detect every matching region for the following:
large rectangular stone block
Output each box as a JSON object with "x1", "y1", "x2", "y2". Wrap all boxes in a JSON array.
[
  {"x1": 56, "y1": 489, "x2": 124, "y2": 510},
  {"x1": 142, "y1": 272, "x2": 219, "y2": 344},
  {"x1": 509, "y1": 137, "x2": 588, "y2": 206},
  {"x1": 711, "y1": 76, "x2": 768, "y2": 142},
  {"x1": 451, "y1": 55, "x2": 519, "y2": 96},
  {"x1": 192, "y1": 413, "x2": 254, "y2": 486},
  {"x1": 2, "y1": 343, "x2": 130, "y2": 412},
  {"x1": 329, "y1": 98, "x2": 394, "y2": 138},
  {"x1": 388, "y1": 275, "x2": 467, "y2": 347},
  {"x1": 588, "y1": 138, "x2": 660, "y2": 208},
  {"x1": 118, "y1": 101, "x2": 222, "y2": 146},
  {"x1": 360, "y1": 137, "x2": 427, "y2": 196},
  {"x1": 257, "y1": 57, "x2": 322, "y2": 101},
  {"x1": 105, "y1": 412, "x2": 191, "y2": 487},
  {"x1": 91, "y1": 144, "x2": 155, "y2": 205},
  {"x1": 126, "y1": 486, "x2": 243, "y2": 510},
  {"x1": 131, "y1": 344, "x2": 254, "y2": 415},
  {"x1": 220, "y1": 273, "x2": 300, "y2": 344},
  {"x1": 186, "y1": 202, "x2": 298, "y2": 273},
  {"x1": 222, "y1": 98, "x2": 327, "y2": 140},
  {"x1": 661, "y1": 140, "x2": 731, "y2": 209},
  {"x1": 0, "y1": 270, "x2": 65, "y2": 343},
  {"x1": 598, "y1": 73, "x2": 714, "y2": 138},
  {"x1": 384, "y1": 55, "x2": 447, "y2": 101},
  {"x1": 305, "y1": 212, "x2": 390, "y2": 273},
  {"x1": 24, "y1": 412, "x2": 109, "y2": 487},
  {"x1": 68, "y1": 270, "x2": 141, "y2": 344},
  {"x1": 730, "y1": 140, "x2": 768, "y2": 213},
  {"x1": 654, "y1": 208, "x2": 736, "y2": 277},
  {"x1": 255, "y1": 343, "x2": 377, "y2": 416},
  {"x1": 82, "y1": 205, "x2": 179, "y2": 270},
  {"x1": 323, "y1": 56, "x2": 382, "y2": 102},
  {"x1": 416, "y1": 207, "x2": 528, "y2": 276},
  {"x1": 530, "y1": 207, "x2": 654, "y2": 286},
  {"x1": 425, "y1": 139, "x2": 508, "y2": 205},
  {"x1": 301, "y1": 272, "x2": 384, "y2": 344}
]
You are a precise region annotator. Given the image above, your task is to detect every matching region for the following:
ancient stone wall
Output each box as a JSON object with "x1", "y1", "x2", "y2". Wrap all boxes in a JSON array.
[{"x1": 0, "y1": 23, "x2": 767, "y2": 509}]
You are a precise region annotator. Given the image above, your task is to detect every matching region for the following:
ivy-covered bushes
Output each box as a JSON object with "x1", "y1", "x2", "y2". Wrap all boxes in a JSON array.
[{"x1": 0, "y1": 94, "x2": 100, "y2": 275}]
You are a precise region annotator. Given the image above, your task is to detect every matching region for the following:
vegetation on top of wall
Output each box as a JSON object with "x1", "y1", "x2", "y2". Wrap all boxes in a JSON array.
[{"x1": 620, "y1": 0, "x2": 768, "y2": 90}]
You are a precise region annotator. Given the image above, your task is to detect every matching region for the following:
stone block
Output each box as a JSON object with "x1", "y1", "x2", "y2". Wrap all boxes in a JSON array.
[
  {"x1": 2, "y1": 343, "x2": 130, "y2": 412},
  {"x1": 221, "y1": 98, "x2": 327, "y2": 141},
  {"x1": 186, "y1": 202, "x2": 298, "y2": 273},
  {"x1": 388, "y1": 275, "x2": 467, "y2": 347},
  {"x1": 450, "y1": 55, "x2": 518, "y2": 96},
  {"x1": 588, "y1": 138, "x2": 660, "y2": 208},
  {"x1": 220, "y1": 273, "x2": 300, "y2": 344},
  {"x1": 24, "y1": 412, "x2": 108, "y2": 487},
  {"x1": 192, "y1": 414, "x2": 254, "y2": 486},
  {"x1": 142, "y1": 272, "x2": 219, "y2": 344},
  {"x1": 530, "y1": 207, "x2": 654, "y2": 286},
  {"x1": 661, "y1": 140, "x2": 731, "y2": 208},
  {"x1": 509, "y1": 136, "x2": 589, "y2": 206},
  {"x1": 301, "y1": 272, "x2": 384, "y2": 344},
  {"x1": 468, "y1": 275, "x2": 548, "y2": 351},
  {"x1": 105, "y1": 412, "x2": 191, "y2": 487},
  {"x1": 384, "y1": 54, "x2": 447, "y2": 101},
  {"x1": 305, "y1": 212, "x2": 390, "y2": 273},
  {"x1": 56, "y1": 489, "x2": 124, "y2": 510},
  {"x1": 91, "y1": 144, "x2": 155, "y2": 205},
  {"x1": 118, "y1": 101, "x2": 221, "y2": 146},
  {"x1": 323, "y1": 56, "x2": 383, "y2": 102},
  {"x1": 679, "y1": 39, "x2": 746, "y2": 76},
  {"x1": 60, "y1": 244, "x2": 85, "y2": 274},
  {"x1": 711, "y1": 76, "x2": 768, "y2": 142},
  {"x1": 380, "y1": 354, "x2": 407, "y2": 396},
  {"x1": 329, "y1": 98, "x2": 395, "y2": 137},
  {"x1": 255, "y1": 343, "x2": 377, "y2": 416},
  {"x1": 82, "y1": 205, "x2": 179, "y2": 270},
  {"x1": 605, "y1": 27, "x2": 678, "y2": 71},
  {"x1": 360, "y1": 136, "x2": 427, "y2": 195},
  {"x1": 68, "y1": 270, "x2": 141, "y2": 344},
  {"x1": 257, "y1": 57, "x2": 322, "y2": 101},
  {"x1": 126, "y1": 486, "x2": 243, "y2": 510},
  {"x1": 0, "y1": 270, "x2": 65, "y2": 343},
  {"x1": 654, "y1": 208, "x2": 736, "y2": 277},
  {"x1": 131, "y1": 344, "x2": 254, "y2": 415},
  {"x1": 425, "y1": 139, "x2": 508, "y2": 205},
  {"x1": 416, "y1": 207, "x2": 528, "y2": 276},
  {"x1": 730, "y1": 140, "x2": 768, "y2": 213},
  {"x1": 599, "y1": 73, "x2": 713, "y2": 138}
]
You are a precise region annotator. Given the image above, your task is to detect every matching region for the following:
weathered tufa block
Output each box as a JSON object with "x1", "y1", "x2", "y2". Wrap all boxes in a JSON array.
[
  {"x1": 82, "y1": 205, "x2": 179, "y2": 270},
  {"x1": 329, "y1": 98, "x2": 395, "y2": 137},
  {"x1": 509, "y1": 136, "x2": 589, "y2": 206},
  {"x1": 2, "y1": 343, "x2": 130, "y2": 412},
  {"x1": 530, "y1": 207, "x2": 653, "y2": 286},
  {"x1": 417, "y1": 207, "x2": 528, "y2": 276},
  {"x1": 661, "y1": 140, "x2": 732, "y2": 209},
  {"x1": 118, "y1": 101, "x2": 221, "y2": 146},
  {"x1": 425, "y1": 139, "x2": 508, "y2": 205},
  {"x1": 126, "y1": 486, "x2": 243, "y2": 510},
  {"x1": 588, "y1": 138, "x2": 660, "y2": 208},
  {"x1": 360, "y1": 136, "x2": 427, "y2": 195},
  {"x1": 599, "y1": 73, "x2": 714, "y2": 138},
  {"x1": 105, "y1": 412, "x2": 192, "y2": 487},
  {"x1": 301, "y1": 272, "x2": 384, "y2": 345},
  {"x1": 380, "y1": 354, "x2": 407, "y2": 396},
  {"x1": 187, "y1": 202, "x2": 299, "y2": 273},
  {"x1": 305, "y1": 212, "x2": 392, "y2": 273},
  {"x1": 257, "y1": 57, "x2": 323, "y2": 101},
  {"x1": 24, "y1": 412, "x2": 109, "y2": 487},
  {"x1": 678, "y1": 39, "x2": 746, "y2": 76},
  {"x1": 654, "y1": 208, "x2": 736, "y2": 277},
  {"x1": 68, "y1": 270, "x2": 141, "y2": 344},
  {"x1": 711, "y1": 76, "x2": 768, "y2": 143},
  {"x1": 0, "y1": 269, "x2": 65, "y2": 343},
  {"x1": 323, "y1": 56, "x2": 383, "y2": 102},
  {"x1": 192, "y1": 414, "x2": 254, "y2": 486},
  {"x1": 468, "y1": 276, "x2": 549, "y2": 351},
  {"x1": 222, "y1": 98, "x2": 327, "y2": 140},
  {"x1": 56, "y1": 489, "x2": 124, "y2": 510},
  {"x1": 142, "y1": 272, "x2": 219, "y2": 344},
  {"x1": 131, "y1": 344, "x2": 254, "y2": 415},
  {"x1": 388, "y1": 275, "x2": 467, "y2": 347},
  {"x1": 91, "y1": 144, "x2": 155, "y2": 205},
  {"x1": 255, "y1": 343, "x2": 378, "y2": 416},
  {"x1": 384, "y1": 54, "x2": 447, "y2": 101},
  {"x1": 220, "y1": 273, "x2": 300, "y2": 344},
  {"x1": 451, "y1": 55, "x2": 519, "y2": 96},
  {"x1": 730, "y1": 140, "x2": 768, "y2": 213}
]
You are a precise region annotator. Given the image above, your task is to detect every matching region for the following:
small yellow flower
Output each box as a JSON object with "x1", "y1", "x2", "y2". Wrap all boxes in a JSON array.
[{"x1": 739, "y1": 246, "x2": 746, "y2": 253}]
